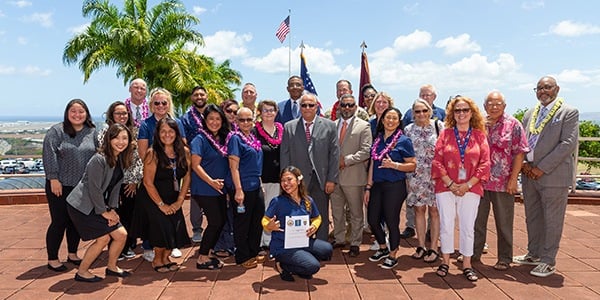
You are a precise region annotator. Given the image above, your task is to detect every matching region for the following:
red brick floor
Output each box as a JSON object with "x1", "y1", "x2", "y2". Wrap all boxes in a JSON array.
[{"x1": 1, "y1": 201, "x2": 599, "y2": 299}]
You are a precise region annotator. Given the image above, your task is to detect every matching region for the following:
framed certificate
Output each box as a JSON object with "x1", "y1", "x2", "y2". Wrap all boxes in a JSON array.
[{"x1": 284, "y1": 215, "x2": 309, "y2": 249}]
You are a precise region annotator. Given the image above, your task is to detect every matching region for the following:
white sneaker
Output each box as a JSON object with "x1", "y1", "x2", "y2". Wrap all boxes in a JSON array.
[
  {"x1": 170, "y1": 248, "x2": 182, "y2": 258},
  {"x1": 530, "y1": 263, "x2": 555, "y2": 277},
  {"x1": 513, "y1": 253, "x2": 541, "y2": 265},
  {"x1": 483, "y1": 243, "x2": 489, "y2": 254},
  {"x1": 143, "y1": 249, "x2": 155, "y2": 262}
]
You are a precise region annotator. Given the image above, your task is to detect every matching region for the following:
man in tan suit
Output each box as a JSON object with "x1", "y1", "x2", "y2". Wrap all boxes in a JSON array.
[{"x1": 330, "y1": 94, "x2": 372, "y2": 257}]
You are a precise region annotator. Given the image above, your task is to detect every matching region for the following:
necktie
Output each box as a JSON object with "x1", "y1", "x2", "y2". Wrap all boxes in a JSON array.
[
  {"x1": 305, "y1": 122, "x2": 313, "y2": 143},
  {"x1": 135, "y1": 106, "x2": 142, "y2": 124},
  {"x1": 292, "y1": 101, "x2": 299, "y2": 119},
  {"x1": 527, "y1": 106, "x2": 548, "y2": 150},
  {"x1": 339, "y1": 120, "x2": 347, "y2": 145}
]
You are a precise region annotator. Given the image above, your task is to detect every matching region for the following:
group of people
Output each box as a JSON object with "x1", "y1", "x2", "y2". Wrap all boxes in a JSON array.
[{"x1": 42, "y1": 74, "x2": 578, "y2": 283}]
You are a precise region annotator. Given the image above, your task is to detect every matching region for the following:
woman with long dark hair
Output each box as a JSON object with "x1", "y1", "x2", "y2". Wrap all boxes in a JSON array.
[
  {"x1": 66, "y1": 123, "x2": 134, "y2": 282},
  {"x1": 42, "y1": 99, "x2": 97, "y2": 272},
  {"x1": 263, "y1": 166, "x2": 333, "y2": 281}
]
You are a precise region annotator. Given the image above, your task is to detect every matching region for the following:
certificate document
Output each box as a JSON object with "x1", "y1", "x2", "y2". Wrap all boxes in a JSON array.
[{"x1": 284, "y1": 215, "x2": 310, "y2": 249}]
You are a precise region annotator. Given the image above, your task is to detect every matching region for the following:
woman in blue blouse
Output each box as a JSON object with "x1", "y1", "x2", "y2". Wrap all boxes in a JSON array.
[
  {"x1": 190, "y1": 104, "x2": 231, "y2": 269},
  {"x1": 263, "y1": 166, "x2": 333, "y2": 281},
  {"x1": 364, "y1": 107, "x2": 416, "y2": 270},
  {"x1": 228, "y1": 107, "x2": 264, "y2": 269}
]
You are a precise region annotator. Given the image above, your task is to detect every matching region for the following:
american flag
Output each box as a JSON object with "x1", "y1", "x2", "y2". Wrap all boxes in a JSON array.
[{"x1": 275, "y1": 16, "x2": 290, "y2": 43}]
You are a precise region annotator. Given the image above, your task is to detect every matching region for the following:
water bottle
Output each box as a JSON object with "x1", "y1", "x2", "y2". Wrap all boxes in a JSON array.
[{"x1": 237, "y1": 203, "x2": 246, "y2": 213}]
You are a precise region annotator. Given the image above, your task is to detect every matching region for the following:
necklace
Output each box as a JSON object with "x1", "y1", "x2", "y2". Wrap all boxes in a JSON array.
[
  {"x1": 231, "y1": 130, "x2": 262, "y2": 151},
  {"x1": 371, "y1": 129, "x2": 403, "y2": 161},
  {"x1": 255, "y1": 121, "x2": 283, "y2": 147},
  {"x1": 125, "y1": 97, "x2": 149, "y2": 127},
  {"x1": 189, "y1": 107, "x2": 204, "y2": 132},
  {"x1": 529, "y1": 97, "x2": 563, "y2": 135}
]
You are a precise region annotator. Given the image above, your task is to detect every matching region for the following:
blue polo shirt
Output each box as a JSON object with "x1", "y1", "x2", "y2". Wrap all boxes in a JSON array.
[
  {"x1": 190, "y1": 134, "x2": 230, "y2": 196},
  {"x1": 371, "y1": 132, "x2": 415, "y2": 182},
  {"x1": 227, "y1": 134, "x2": 263, "y2": 191},
  {"x1": 265, "y1": 195, "x2": 320, "y2": 256},
  {"x1": 180, "y1": 108, "x2": 203, "y2": 142},
  {"x1": 138, "y1": 115, "x2": 185, "y2": 145}
]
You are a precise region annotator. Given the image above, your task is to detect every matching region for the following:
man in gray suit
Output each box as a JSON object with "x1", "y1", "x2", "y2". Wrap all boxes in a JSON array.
[
  {"x1": 330, "y1": 94, "x2": 371, "y2": 256},
  {"x1": 514, "y1": 76, "x2": 579, "y2": 277},
  {"x1": 281, "y1": 93, "x2": 340, "y2": 241}
]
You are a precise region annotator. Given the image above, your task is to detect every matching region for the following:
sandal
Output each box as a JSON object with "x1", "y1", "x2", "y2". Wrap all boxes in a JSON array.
[
  {"x1": 165, "y1": 262, "x2": 180, "y2": 271},
  {"x1": 412, "y1": 246, "x2": 427, "y2": 259},
  {"x1": 152, "y1": 264, "x2": 170, "y2": 273},
  {"x1": 436, "y1": 264, "x2": 449, "y2": 277},
  {"x1": 493, "y1": 261, "x2": 510, "y2": 271},
  {"x1": 240, "y1": 258, "x2": 258, "y2": 269},
  {"x1": 424, "y1": 249, "x2": 439, "y2": 263},
  {"x1": 196, "y1": 259, "x2": 222, "y2": 270},
  {"x1": 463, "y1": 268, "x2": 478, "y2": 281}
]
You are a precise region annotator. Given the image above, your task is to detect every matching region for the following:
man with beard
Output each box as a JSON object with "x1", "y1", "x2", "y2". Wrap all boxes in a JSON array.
[{"x1": 180, "y1": 85, "x2": 209, "y2": 244}]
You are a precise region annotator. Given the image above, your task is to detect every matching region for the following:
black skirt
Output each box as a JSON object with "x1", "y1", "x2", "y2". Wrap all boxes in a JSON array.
[{"x1": 68, "y1": 204, "x2": 121, "y2": 241}]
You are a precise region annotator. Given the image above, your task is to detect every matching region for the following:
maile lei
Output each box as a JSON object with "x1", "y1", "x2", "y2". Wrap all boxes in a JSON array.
[
  {"x1": 371, "y1": 129, "x2": 404, "y2": 161},
  {"x1": 529, "y1": 97, "x2": 564, "y2": 135},
  {"x1": 125, "y1": 97, "x2": 149, "y2": 128},
  {"x1": 255, "y1": 121, "x2": 283, "y2": 147},
  {"x1": 190, "y1": 106, "x2": 228, "y2": 157}
]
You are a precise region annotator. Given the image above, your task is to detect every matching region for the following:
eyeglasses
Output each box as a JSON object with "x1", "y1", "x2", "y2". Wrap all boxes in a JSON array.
[
  {"x1": 364, "y1": 93, "x2": 376, "y2": 98},
  {"x1": 419, "y1": 93, "x2": 435, "y2": 98},
  {"x1": 339, "y1": 102, "x2": 356, "y2": 108},
  {"x1": 300, "y1": 103, "x2": 316, "y2": 108},
  {"x1": 414, "y1": 109, "x2": 429, "y2": 114},
  {"x1": 225, "y1": 108, "x2": 238, "y2": 114},
  {"x1": 533, "y1": 85, "x2": 555, "y2": 92},
  {"x1": 454, "y1": 108, "x2": 471, "y2": 114},
  {"x1": 113, "y1": 112, "x2": 128, "y2": 116},
  {"x1": 153, "y1": 101, "x2": 168, "y2": 106},
  {"x1": 237, "y1": 118, "x2": 254, "y2": 123},
  {"x1": 261, "y1": 108, "x2": 276, "y2": 114}
]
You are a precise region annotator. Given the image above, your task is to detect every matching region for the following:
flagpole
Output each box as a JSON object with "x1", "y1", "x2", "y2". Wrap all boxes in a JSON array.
[{"x1": 288, "y1": 9, "x2": 291, "y2": 77}]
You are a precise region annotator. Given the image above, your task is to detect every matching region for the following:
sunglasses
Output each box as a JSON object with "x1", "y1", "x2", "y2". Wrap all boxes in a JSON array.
[
  {"x1": 225, "y1": 108, "x2": 238, "y2": 114},
  {"x1": 339, "y1": 102, "x2": 356, "y2": 108},
  {"x1": 454, "y1": 108, "x2": 471, "y2": 114},
  {"x1": 414, "y1": 109, "x2": 429, "y2": 114},
  {"x1": 153, "y1": 101, "x2": 168, "y2": 106},
  {"x1": 237, "y1": 118, "x2": 254, "y2": 123},
  {"x1": 301, "y1": 103, "x2": 316, "y2": 108}
]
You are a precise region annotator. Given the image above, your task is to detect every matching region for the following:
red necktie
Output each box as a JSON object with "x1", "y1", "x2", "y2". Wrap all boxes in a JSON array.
[{"x1": 305, "y1": 122, "x2": 312, "y2": 143}]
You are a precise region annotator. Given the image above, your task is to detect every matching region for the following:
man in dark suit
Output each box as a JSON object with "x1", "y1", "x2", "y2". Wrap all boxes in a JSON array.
[
  {"x1": 276, "y1": 76, "x2": 304, "y2": 124},
  {"x1": 281, "y1": 93, "x2": 340, "y2": 241},
  {"x1": 515, "y1": 76, "x2": 579, "y2": 278}
]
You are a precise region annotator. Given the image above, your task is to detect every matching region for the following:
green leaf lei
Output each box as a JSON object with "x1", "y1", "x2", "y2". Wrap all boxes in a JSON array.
[{"x1": 529, "y1": 97, "x2": 563, "y2": 135}]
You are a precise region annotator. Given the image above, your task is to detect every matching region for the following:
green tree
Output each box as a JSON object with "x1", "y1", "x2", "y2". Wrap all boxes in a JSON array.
[
  {"x1": 513, "y1": 108, "x2": 528, "y2": 123},
  {"x1": 63, "y1": 0, "x2": 241, "y2": 115},
  {"x1": 578, "y1": 120, "x2": 600, "y2": 171}
]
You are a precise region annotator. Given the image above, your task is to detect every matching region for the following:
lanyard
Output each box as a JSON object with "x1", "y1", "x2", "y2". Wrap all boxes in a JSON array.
[
  {"x1": 453, "y1": 126, "x2": 472, "y2": 166},
  {"x1": 170, "y1": 158, "x2": 179, "y2": 192}
]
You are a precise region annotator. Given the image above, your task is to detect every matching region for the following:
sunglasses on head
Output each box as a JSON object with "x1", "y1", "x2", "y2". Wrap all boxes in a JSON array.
[
  {"x1": 300, "y1": 103, "x2": 316, "y2": 108},
  {"x1": 153, "y1": 101, "x2": 168, "y2": 106},
  {"x1": 339, "y1": 102, "x2": 356, "y2": 108}
]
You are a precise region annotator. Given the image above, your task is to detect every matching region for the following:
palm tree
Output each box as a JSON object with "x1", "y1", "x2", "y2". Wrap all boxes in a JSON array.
[{"x1": 63, "y1": 0, "x2": 241, "y2": 114}]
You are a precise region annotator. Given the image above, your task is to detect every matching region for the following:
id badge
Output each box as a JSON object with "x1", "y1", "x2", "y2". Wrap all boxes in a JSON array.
[
  {"x1": 173, "y1": 180, "x2": 180, "y2": 192},
  {"x1": 458, "y1": 168, "x2": 467, "y2": 181}
]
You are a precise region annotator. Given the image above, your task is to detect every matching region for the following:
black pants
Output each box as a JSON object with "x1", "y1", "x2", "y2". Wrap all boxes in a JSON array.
[
  {"x1": 116, "y1": 184, "x2": 137, "y2": 250},
  {"x1": 367, "y1": 180, "x2": 406, "y2": 252},
  {"x1": 193, "y1": 194, "x2": 227, "y2": 256},
  {"x1": 231, "y1": 188, "x2": 264, "y2": 264},
  {"x1": 45, "y1": 180, "x2": 80, "y2": 260}
]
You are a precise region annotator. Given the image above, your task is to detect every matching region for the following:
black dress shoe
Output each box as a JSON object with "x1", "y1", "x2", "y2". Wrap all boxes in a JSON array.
[
  {"x1": 331, "y1": 241, "x2": 346, "y2": 249},
  {"x1": 348, "y1": 246, "x2": 360, "y2": 257},
  {"x1": 399, "y1": 227, "x2": 416, "y2": 239},
  {"x1": 67, "y1": 258, "x2": 82, "y2": 266},
  {"x1": 105, "y1": 269, "x2": 132, "y2": 277},
  {"x1": 47, "y1": 263, "x2": 67, "y2": 272},
  {"x1": 74, "y1": 273, "x2": 103, "y2": 282}
]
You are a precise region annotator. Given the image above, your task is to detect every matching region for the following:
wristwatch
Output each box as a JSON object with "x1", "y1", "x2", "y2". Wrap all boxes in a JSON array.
[{"x1": 467, "y1": 182, "x2": 473, "y2": 189}]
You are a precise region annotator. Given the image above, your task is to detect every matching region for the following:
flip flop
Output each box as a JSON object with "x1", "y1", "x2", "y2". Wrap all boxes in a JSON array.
[
  {"x1": 152, "y1": 264, "x2": 170, "y2": 273},
  {"x1": 424, "y1": 249, "x2": 439, "y2": 263},
  {"x1": 412, "y1": 246, "x2": 427, "y2": 259}
]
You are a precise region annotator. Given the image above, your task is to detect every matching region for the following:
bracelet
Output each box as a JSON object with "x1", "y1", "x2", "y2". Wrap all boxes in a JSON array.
[
  {"x1": 158, "y1": 201, "x2": 165, "y2": 207},
  {"x1": 364, "y1": 187, "x2": 371, "y2": 191},
  {"x1": 445, "y1": 180, "x2": 454, "y2": 188},
  {"x1": 467, "y1": 182, "x2": 473, "y2": 189}
]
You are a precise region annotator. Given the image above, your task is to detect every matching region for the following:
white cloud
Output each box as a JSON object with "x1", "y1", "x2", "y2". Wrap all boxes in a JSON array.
[
  {"x1": 21, "y1": 65, "x2": 51, "y2": 76},
  {"x1": 243, "y1": 45, "x2": 341, "y2": 74},
  {"x1": 549, "y1": 20, "x2": 600, "y2": 37},
  {"x1": 193, "y1": 30, "x2": 252, "y2": 61},
  {"x1": 0, "y1": 10, "x2": 5, "y2": 17},
  {"x1": 68, "y1": 23, "x2": 89, "y2": 35},
  {"x1": 17, "y1": 36, "x2": 27, "y2": 45},
  {"x1": 521, "y1": 1, "x2": 545, "y2": 10},
  {"x1": 392, "y1": 30, "x2": 432, "y2": 52},
  {"x1": 9, "y1": 0, "x2": 32, "y2": 8},
  {"x1": 435, "y1": 33, "x2": 481, "y2": 55},
  {"x1": 22, "y1": 12, "x2": 53, "y2": 28},
  {"x1": 0, "y1": 65, "x2": 16, "y2": 75},
  {"x1": 192, "y1": 6, "x2": 206, "y2": 15}
]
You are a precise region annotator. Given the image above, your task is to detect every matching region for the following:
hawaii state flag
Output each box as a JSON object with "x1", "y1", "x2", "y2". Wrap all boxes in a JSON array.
[{"x1": 358, "y1": 51, "x2": 371, "y2": 108}]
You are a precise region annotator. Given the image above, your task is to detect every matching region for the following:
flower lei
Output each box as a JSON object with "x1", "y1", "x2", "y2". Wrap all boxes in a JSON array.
[
  {"x1": 125, "y1": 97, "x2": 149, "y2": 128},
  {"x1": 189, "y1": 106, "x2": 204, "y2": 133},
  {"x1": 371, "y1": 129, "x2": 404, "y2": 161},
  {"x1": 255, "y1": 121, "x2": 283, "y2": 147},
  {"x1": 231, "y1": 130, "x2": 262, "y2": 151},
  {"x1": 529, "y1": 97, "x2": 563, "y2": 135}
]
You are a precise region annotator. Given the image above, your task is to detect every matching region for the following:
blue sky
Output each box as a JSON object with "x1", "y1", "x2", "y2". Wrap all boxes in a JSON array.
[{"x1": 1, "y1": 0, "x2": 600, "y2": 120}]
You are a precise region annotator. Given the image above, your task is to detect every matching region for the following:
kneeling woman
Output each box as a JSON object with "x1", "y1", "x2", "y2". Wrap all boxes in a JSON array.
[
  {"x1": 262, "y1": 166, "x2": 333, "y2": 281},
  {"x1": 66, "y1": 123, "x2": 134, "y2": 282}
]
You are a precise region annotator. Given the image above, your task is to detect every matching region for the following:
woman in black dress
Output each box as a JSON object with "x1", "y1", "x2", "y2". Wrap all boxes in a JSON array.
[{"x1": 138, "y1": 118, "x2": 191, "y2": 272}]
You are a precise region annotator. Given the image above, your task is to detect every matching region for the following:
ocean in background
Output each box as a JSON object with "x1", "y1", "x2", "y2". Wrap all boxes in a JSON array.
[{"x1": 0, "y1": 116, "x2": 104, "y2": 123}]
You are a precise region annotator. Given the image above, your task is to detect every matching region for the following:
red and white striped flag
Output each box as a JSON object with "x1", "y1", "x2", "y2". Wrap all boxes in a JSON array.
[{"x1": 275, "y1": 16, "x2": 290, "y2": 43}]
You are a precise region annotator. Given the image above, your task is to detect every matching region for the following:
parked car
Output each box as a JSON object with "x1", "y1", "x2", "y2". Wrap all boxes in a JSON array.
[{"x1": 575, "y1": 179, "x2": 599, "y2": 191}]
